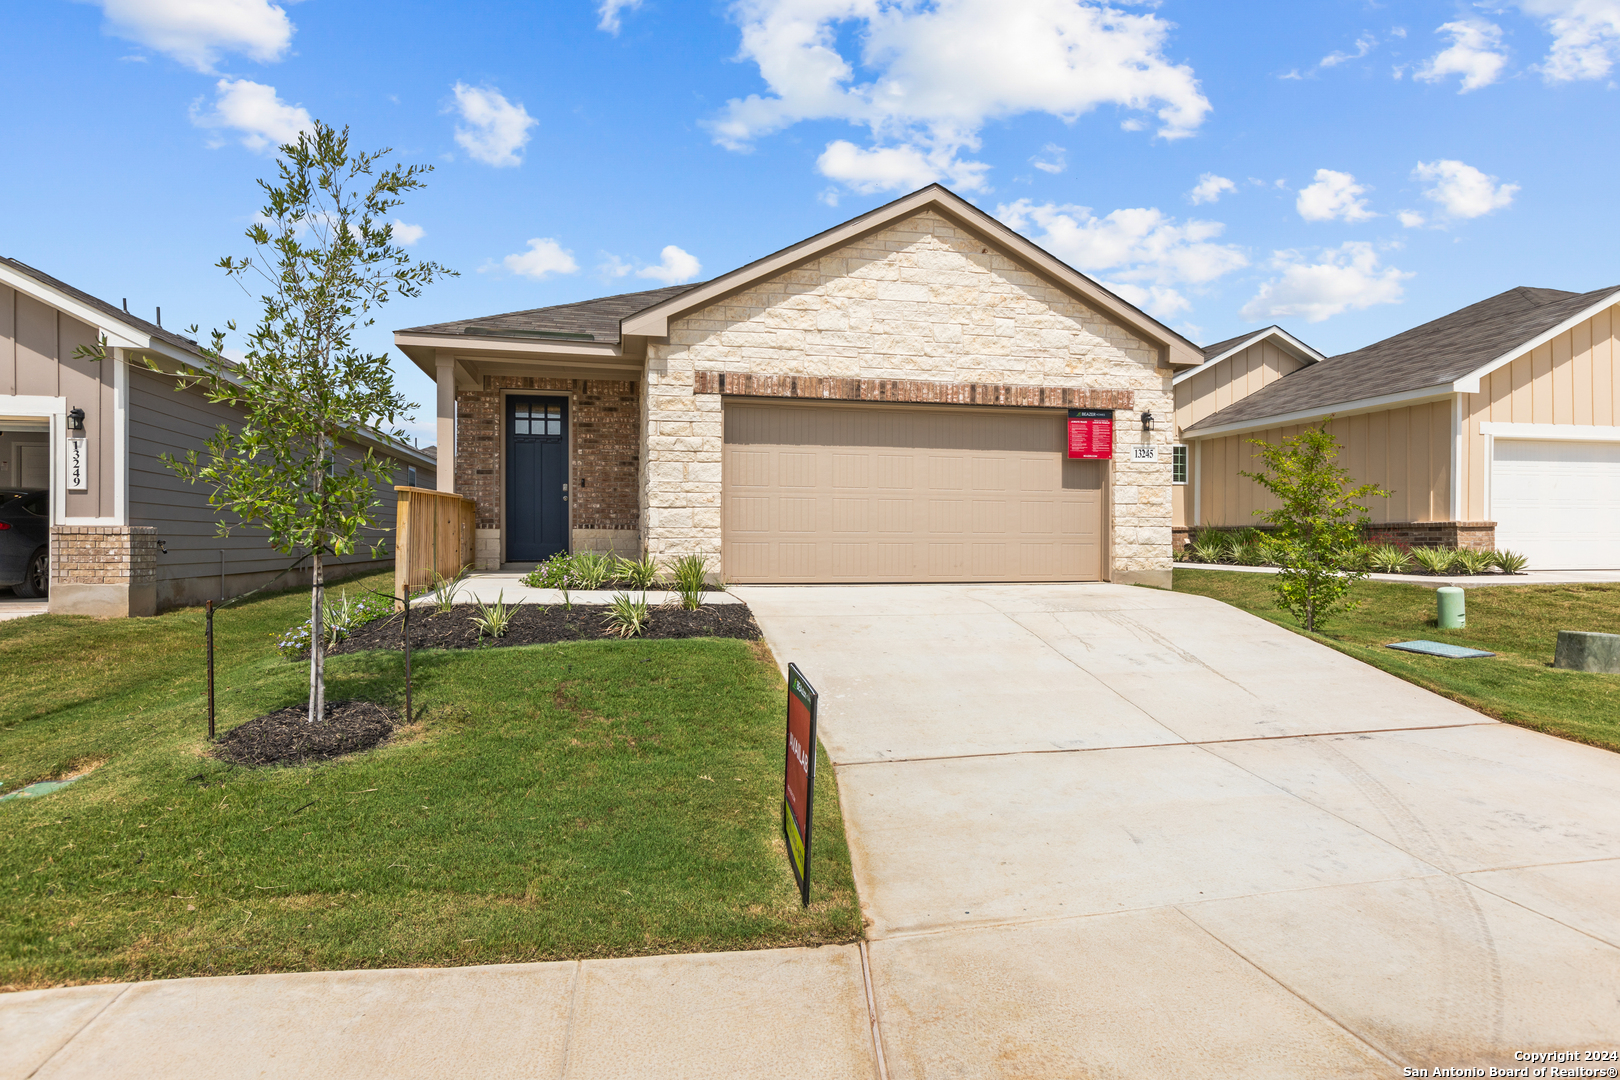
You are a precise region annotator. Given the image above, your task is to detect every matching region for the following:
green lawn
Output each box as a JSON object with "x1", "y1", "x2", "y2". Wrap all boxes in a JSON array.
[
  {"x1": 1173, "y1": 568, "x2": 1620, "y2": 753},
  {"x1": 0, "y1": 573, "x2": 860, "y2": 991}
]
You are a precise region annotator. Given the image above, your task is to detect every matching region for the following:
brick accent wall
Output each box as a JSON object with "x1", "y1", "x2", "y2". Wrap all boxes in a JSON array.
[
  {"x1": 1177, "y1": 521, "x2": 1498, "y2": 551},
  {"x1": 1364, "y1": 521, "x2": 1497, "y2": 551},
  {"x1": 645, "y1": 209, "x2": 1174, "y2": 581},
  {"x1": 692, "y1": 371, "x2": 1134, "y2": 411},
  {"x1": 50, "y1": 525, "x2": 159, "y2": 585},
  {"x1": 454, "y1": 375, "x2": 640, "y2": 534}
]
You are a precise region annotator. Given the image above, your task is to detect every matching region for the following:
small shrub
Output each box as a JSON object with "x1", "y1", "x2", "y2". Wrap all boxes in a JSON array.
[
  {"x1": 429, "y1": 569, "x2": 466, "y2": 613},
  {"x1": 471, "y1": 591, "x2": 515, "y2": 639},
  {"x1": 1410, "y1": 547, "x2": 1454, "y2": 575},
  {"x1": 1455, "y1": 548, "x2": 1495, "y2": 575},
  {"x1": 277, "y1": 588, "x2": 393, "y2": 659},
  {"x1": 615, "y1": 554, "x2": 660, "y2": 591},
  {"x1": 1189, "y1": 538, "x2": 1225, "y2": 565},
  {"x1": 572, "y1": 551, "x2": 615, "y2": 590},
  {"x1": 667, "y1": 552, "x2": 711, "y2": 610},
  {"x1": 1492, "y1": 549, "x2": 1528, "y2": 574},
  {"x1": 1367, "y1": 544, "x2": 1411, "y2": 575},
  {"x1": 605, "y1": 592, "x2": 650, "y2": 638}
]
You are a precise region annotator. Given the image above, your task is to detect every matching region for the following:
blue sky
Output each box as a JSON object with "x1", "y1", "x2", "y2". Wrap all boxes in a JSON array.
[{"x1": 3, "y1": 0, "x2": 1618, "y2": 441}]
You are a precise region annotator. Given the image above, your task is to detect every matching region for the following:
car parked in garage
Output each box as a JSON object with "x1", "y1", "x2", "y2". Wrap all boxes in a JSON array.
[{"x1": 0, "y1": 489, "x2": 49, "y2": 598}]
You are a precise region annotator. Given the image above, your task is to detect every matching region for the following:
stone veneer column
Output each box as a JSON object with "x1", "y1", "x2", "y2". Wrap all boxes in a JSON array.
[{"x1": 48, "y1": 525, "x2": 159, "y2": 617}]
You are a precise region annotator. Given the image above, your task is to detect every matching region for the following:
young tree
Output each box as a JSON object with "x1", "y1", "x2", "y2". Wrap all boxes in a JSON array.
[
  {"x1": 166, "y1": 122, "x2": 452, "y2": 722},
  {"x1": 1241, "y1": 421, "x2": 1391, "y2": 632}
]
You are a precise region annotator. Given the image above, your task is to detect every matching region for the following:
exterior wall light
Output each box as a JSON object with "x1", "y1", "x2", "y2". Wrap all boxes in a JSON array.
[
  {"x1": 1140, "y1": 411, "x2": 1155, "y2": 432},
  {"x1": 67, "y1": 407, "x2": 86, "y2": 432}
]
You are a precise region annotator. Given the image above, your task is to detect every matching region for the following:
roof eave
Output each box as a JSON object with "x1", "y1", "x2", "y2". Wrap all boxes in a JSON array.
[
  {"x1": 1173, "y1": 326, "x2": 1327, "y2": 386},
  {"x1": 0, "y1": 260, "x2": 203, "y2": 369},
  {"x1": 1182, "y1": 383, "x2": 1458, "y2": 440},
  {"x1": 1451, "y1": 287, "x2": 1620, "y2": 393},
  {"x1": 620, "y1": 184, "x2": 1201, "y2": 368}
]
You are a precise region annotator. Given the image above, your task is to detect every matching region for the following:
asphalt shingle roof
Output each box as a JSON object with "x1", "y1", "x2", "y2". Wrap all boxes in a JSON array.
[
  {"x1": 401, "y1": 282, "x2": 707, "y2": 346},
  {"x1": 2, "y1": 257, "x2": 203, "y2": 357},
  {"x1": 1185, "y1": 284, "x2": 1620, "y2": 433},
  {"x1": 1199, "y1": 329, "x2": 1265, "y2": 361}
]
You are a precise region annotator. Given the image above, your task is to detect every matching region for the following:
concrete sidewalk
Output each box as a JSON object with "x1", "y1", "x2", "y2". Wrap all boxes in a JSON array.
[
  {"x1": 407, "y1": 571, "x2": 741, "y2": 608},
  {"x1": 5, "y1": 947, "x2": 880, "y2": 1080}
]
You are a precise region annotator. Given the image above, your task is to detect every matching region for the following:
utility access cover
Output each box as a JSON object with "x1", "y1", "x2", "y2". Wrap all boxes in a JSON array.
[{"x1": 1386, "y1": 640, "x2": 1496, "y2": 659}]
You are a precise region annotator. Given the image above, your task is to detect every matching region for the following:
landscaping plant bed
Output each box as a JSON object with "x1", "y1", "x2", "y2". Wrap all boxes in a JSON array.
[
  {"x1": 328, "y1": 601, "x2": 762, "y2": 655},
  {"x1": 214, "y1": 700, "x2": 396, "y2": 767}
]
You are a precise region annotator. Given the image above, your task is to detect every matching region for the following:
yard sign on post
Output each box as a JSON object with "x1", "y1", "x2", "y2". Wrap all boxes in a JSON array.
[{"x1": 783, "y1": 663, "x2": 818, "y2": 907}]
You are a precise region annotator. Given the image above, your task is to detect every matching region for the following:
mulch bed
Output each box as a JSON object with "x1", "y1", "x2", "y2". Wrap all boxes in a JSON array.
[
  {"x1": 326, "y1": 602, "x2": 762, "y2": 655},
  {"x1": 214, "y1": 700, "x2": 397, "y2": 767}
]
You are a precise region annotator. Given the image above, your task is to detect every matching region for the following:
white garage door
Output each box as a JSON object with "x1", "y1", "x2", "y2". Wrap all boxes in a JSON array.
[
  {"x1": 722, "y1": 401, "x2": 1105, "y2": 583},
  {"x1": 1492, "y1": 439, "x2": 1620, "y2": 569}
]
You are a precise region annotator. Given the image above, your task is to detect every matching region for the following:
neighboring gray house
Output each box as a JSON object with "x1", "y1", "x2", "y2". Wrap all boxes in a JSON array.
[{"x1": 0, "y1": 258, "x2": 436, "y2": 617}]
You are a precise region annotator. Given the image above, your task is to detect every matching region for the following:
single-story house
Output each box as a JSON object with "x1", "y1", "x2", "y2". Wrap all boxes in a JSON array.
[
  {"x1": 0, "y1": 257, "x2": 437, "y2": 616},
  {"x1": 1172, "y1": 284, "x2": 1620, "y2": 569},
  {"x1": 395, "y1": 185, "x2": 1197, "y2": 588}
]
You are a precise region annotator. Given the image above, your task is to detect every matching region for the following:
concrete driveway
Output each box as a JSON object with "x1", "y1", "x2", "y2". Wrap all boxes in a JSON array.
[{"x1": 734, "y1": 583, "x2": 1620, "y2": 1078}]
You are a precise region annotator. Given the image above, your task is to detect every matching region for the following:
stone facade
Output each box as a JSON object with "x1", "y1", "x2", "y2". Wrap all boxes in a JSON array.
[
  {"x1": 49, "y1": 524, "x2": 160, "y2": 616},
  {"x1": 455, "y1": 376, "x2": 639, "y2": 567},
  {"x1": 642, "y1": 209, "x2": 1175, "y2": 584}
]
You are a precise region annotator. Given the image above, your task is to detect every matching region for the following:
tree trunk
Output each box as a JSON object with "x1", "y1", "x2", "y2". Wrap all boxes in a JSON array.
[{"x1": 309, "y1": 549, "x2": 325, "y2": 723}]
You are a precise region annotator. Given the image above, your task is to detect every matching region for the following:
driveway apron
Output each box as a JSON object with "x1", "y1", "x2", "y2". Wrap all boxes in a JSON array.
[{"x1": 734, "y1": 583, "x2": 1620, "y2": 1078}]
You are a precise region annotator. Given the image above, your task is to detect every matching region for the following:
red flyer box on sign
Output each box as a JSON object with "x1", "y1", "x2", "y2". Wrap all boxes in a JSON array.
[
  {"x1": 782, "y1": 664, "x2": 818, "y2": 907},
  {"x1": 1068, "y1": 409, "x2": 1114, "y2": 459}
]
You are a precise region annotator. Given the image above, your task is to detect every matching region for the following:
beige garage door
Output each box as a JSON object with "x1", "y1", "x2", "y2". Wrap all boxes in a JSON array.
[{"x1": 723, "y1": 401, "x2": 1105, "y2": 583}]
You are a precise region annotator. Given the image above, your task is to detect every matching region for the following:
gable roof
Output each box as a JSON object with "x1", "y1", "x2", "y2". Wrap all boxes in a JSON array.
[
  {"x1": 620, "y1": 184, "x2": 1202, "y2": 368},
  {"x1": 1, "y1": 256, "x2": 436, "y2": 467},
  {"x1": 1, "y1": 256, "x2": 205, "y2": 362},
  {"x1": 399, "y1": 282, "x2": 705, "y2": 347},
  {"x1": 1183, "y1": 284, "x2": 1620, "y2": 436},
  {"x1": 1173, "y1": 325, "x2": 1327, "y2": 387}
]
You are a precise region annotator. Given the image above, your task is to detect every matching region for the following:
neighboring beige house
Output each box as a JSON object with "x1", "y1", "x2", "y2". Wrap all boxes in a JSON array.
[
  {"x1": 395, "y1": 185, "x2": 1197, "y2": 588},
  {"x1": 0, "y1": 258, "x2": 436, "y2": 616},
  {"x1": 1173, "y1": 285, "x2": 1620, "y2": 569}
]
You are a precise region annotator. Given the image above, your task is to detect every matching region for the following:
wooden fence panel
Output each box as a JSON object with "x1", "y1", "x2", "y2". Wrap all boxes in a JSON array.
[{"x1": 394, "y1": 486, "x2": 477, "y2": 606}]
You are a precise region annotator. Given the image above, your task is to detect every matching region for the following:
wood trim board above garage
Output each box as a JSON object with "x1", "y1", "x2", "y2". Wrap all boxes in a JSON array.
[{"x1": 694, "y1": 371, "x2": 1134, "y2": 411}]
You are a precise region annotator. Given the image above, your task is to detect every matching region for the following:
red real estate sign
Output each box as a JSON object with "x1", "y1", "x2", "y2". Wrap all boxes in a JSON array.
[
  {"x1": 783, "y1": 663, "x2": 818, "y2": 907},
  {"x1": 1067, "y1": 409, "x2": 1114, "y2": 459}
]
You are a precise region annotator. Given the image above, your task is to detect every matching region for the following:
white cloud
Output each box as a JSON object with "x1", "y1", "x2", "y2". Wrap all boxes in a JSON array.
[
  {"x1": 635, "y1": 245, "x2": 703, "y2": 285},
  {"x1": 1412, "y1": 159, "x2": 1519, "y2": 219},
  {"x1": 449, "y1": 83, "x2": 537, "y2": 168},
  {"x1": 1398, "y1": 209, "x2": 1427, "y2": 228},
  {"x1": 79, "y1": 0, "x2": 293, "y2": 72},
  {"x1": 597, "y1": 0, "x2": 644, "y2": 34},
  {"x1": 1296, "y1": 168, "x2": 1375, "y2": 223},
  {"x1": 1320, "y1": 33, "x2": 1377, "y2": 68},
  {"x1": 1031, "y1": 143, "x2": 1066, "y2": 174},
  {"x1": 1415, "y1": 20, "x2": 1510, "y2": 91},
  {"x1": 1517, "y1": 0, "x2": 1620, "y2": 81},
  {"x1": 501, "y1": 238, "x2": 579, "y2": 279},
  {"x1": 598, "y1": 254, "x2": 634, "y2": 278},
  {"x1": 710, "y1": 0, "x2": 1210, "y2": 195},
  {"x1": 1188, "y1": 173, "x2": 1236, "y2": 205},
  {"x1": 816, "y1": 139, "x2": 989, "y2": 192},
  {"x1": 1240, "y1": 243, "x2": 1412, "y2": 323},
  {"x1": 998, "y1": 199, "x2": 1248, "y2": 319},
  {"x1": 189, "y1": 78, "x2": 311, "y2": 153},
  {"x1": 392, "y1": 220, "x2": 425, "y2": 245}
]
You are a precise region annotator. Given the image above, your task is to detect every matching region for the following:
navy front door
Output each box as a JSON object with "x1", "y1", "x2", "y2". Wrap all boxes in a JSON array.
[{"x1": 507, "y1": 396, "x2": 569, "y2": 561}]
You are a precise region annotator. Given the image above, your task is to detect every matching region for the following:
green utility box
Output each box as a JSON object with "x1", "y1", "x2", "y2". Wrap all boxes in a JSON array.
[{"x1": 1437, "y1": 586, "x2": 1466, "y2": 630}]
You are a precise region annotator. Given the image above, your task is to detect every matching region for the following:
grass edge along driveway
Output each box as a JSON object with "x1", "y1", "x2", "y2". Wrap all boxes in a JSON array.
[
  {"x1": 0, "y1": 573, "x2": 860, "y2": 991},
  {"x1": 1173, "y1": 568, "x2": 1620, "y2": 754}
]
